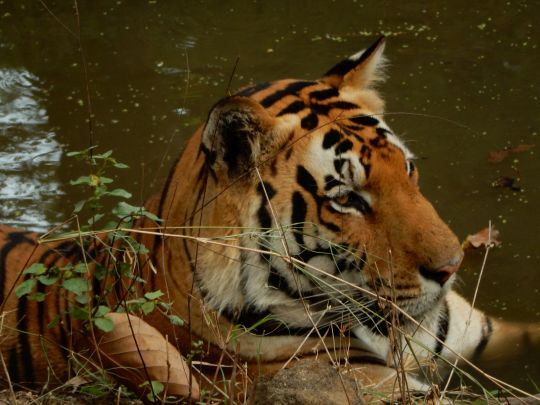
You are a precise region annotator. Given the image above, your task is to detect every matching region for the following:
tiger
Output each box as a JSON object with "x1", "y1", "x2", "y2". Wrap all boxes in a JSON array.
[{"x1": 1, "y1": 36, "x2": 539, "y2": 402}]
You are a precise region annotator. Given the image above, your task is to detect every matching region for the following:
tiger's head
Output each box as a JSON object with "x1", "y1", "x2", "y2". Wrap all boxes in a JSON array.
[{"x1": 192, "y1": 37, "x2": 463, "y2": 335}]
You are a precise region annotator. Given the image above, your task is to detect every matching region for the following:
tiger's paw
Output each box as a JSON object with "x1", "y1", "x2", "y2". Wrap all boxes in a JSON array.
[{"x1": 94, "y1": 312, "x2": 199, "y2": 402}]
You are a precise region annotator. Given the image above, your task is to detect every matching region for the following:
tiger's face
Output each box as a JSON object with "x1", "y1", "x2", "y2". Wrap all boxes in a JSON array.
[{"x1": 199, "y1": 38, "x2": 463, "y2": 331}]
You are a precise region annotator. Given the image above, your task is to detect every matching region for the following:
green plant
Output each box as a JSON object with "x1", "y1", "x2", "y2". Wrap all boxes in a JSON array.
[{"x1": 14, "y1": 147, "x2": 187, "y2": 402}]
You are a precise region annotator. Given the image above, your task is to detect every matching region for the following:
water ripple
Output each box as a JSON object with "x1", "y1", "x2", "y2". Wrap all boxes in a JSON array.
[{"x1": 0, "y1": 68, "x2": 63, "y2": 232}]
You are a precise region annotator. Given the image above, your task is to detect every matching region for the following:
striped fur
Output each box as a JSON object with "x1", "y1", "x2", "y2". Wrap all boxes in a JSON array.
[{"x1": 1, "y1": 37, "x2": 539, "y2": 398}]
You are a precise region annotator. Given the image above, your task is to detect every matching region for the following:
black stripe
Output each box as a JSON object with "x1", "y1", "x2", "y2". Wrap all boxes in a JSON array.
[
  {"x1": 300, "y1": 113, "x2": 318, "y2": 130},
  {"x1": 360, "y1": 144, "x2": 371, "y2": 159},
  {"x1": 327, "y1": 101, "x2": 359, "y2": 110},
  {"x1": 8, "y1": 348, "x2": 20, "y2": 383},
  {"x1": 0, "y1": 232, "x2": 34, "y2": 304},
  {"x1": 344, "y1": 192, "x2": 372, "y2": 215},
  {"x1": 277, "y1": 100, "x2": 306, "y2": 116},
  {"x1": 324, "y1": 175, "x2": 345, "y2": 191},
  {"x1": 59, "y1": 294, "x2": 71, "y2": 361},
  {"x1": 16, "y1": 295, "x2": 34, "y2": 382},
  {"x1": 323, "y1": 36, "x2": 385, "y2": 78},
  {"x1": 296, "y1": 165, "x2": 340, "y2": 233},
  {"x1": 182, "y1": 238, "x2": 197, "y2": 273},
  {"x1": 345, "y1": 124, "x2": 363, "y2": 132},
  {"x1": 267, "y1": 266, "x2": 284, "y2": 290},
  {"x1": 351, "y1": 133, "x2": 365, "y2": 144},
  {"x1": 335, "y1": 139, "x2": 353, "y2": 155},
  {"x1": 236, "y1": 81, "x2": 273, "y2": 97},
  {"x1": 334, "y1": 158, "x2": 346, "y2": 174},
  {"x1": 267, "y1": 267, "x2": 301, "y2": 300},
  {"x1": 309, "y1": 88, "x2": 339, "y2": 101},
  {"x1": 156, "y1": 153, "x2": 182, "y2": 221},
  {"x1": 370, "y1": 136, "x2": 387, "y2": 148},
  {"x1": 36, "y1": 249, "x2": 57, "y2": 337},
  {"x1": 361, "y1": 309, "x2": 389, "y2": 336},
  {"x1": 322, "y1": 129, "x2": 342, "y2": 149},
  {"x1": 291, "y1": 192, "x2": 307, "y2": 246},
  {"x1": 257, "y1": 182, "x2": 276, "y2": 229},
  {"x1": 260, "y1": 81, "x2": 315, "y2": 108},
  {"x1": 434, "y1": 299, "x2": 450, "y2": 356},
  {"x1": 310, "y1": 103, "x2": 331, "y2": 116},
  {"x1": 350, "y1": 115, "x2": 379, "y2": 127},
  {"x1": 297, "y1": 165, "x2": 318, "y2": 196},
  {"x1": 0, "y1": 232, "x2": 39, "y2": 384},
  {"x1": 296, "y1": 247, "x2": 330, "y2": 265},
  {"x1": 22, "y1": 242, "x2": 72, "y2": 381}
]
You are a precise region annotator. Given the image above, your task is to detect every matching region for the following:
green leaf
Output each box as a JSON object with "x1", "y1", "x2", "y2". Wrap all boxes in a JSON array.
[
  {"x1": 48, "y1": 314, "x2": 61, "y2": 329},
  {"x1": 94, "y1": 150, "x2": 112, "y2": 159},
  {"x1": 66, "y1": 146, "x2": 97, "y2": 158},
  {"x1": 80, "y1": 385, "x2": 109, "y2": 397},
  {"x1": 62, "y1": 277, "x2": 89, "y2": 295},
  {"x1": 108, "y1": 188, "x2": 132, "y2": 199},
  {"x1": 70, "y1": 176, "x2": 92, "y2": 186},
  {"x1": 168, "y1": 315, "x2": 185, "y2": 327},
  {"x1": 106, "y1": 229, "x2": 126, "y2": 240},
  {"x1": 113, "y1": 162, "x2": 129, "y2": 169},
  {"x1": 94, "y1": 316, "x2": 114, "y2": 333},
  {"x1": 29, "y1": 292, "x2": 46, "y2": 302},
  {"x1": 99, "y1": 176, "x2": 113, "y2": 184},
  {"x1": 141, "y1": 301, "x2": 155, "y2": 315},
  {"x1": 158, "y1": 301, "x2": 172, "y2": 311},
  {"x1": 37, "y1": 273, "x2": 59, "y2": 286},
  {"x1": 88, "y1": 200, "x2": 103, "y2": 210},
  {"x1": 74, "y1": 263, "x2": 88, "y2": 274},
  {"x1": 113, "y1": 201, "x2": 142, "y2": 217},
  {"x1": 112, "y1": 202, "x2": 161, "y2": 222},
  {"x1": 95, "y1": 305, "x2": 111, "y2": 317},
  {"x1": 140, "y1": 210, "x2": 161, "y2": 222},
  {"x1": 144, "y1": 290, "x2": 164, "y2": 301},
  {"x1": 95, "y1": 264, "x2": 107, "y2": 281},
  {"x1": 73, "y1": 199, "x2": 86, "y2": 213},
  {"x1": 15, "y1": 279, "x2": 36, "y2": 298},
  {"x1": 23, "y1": 263, "x2": 47, "y2": 275},
  {"x1": 127, "y1": 239, "x2": 149, "y2": 255},
  {"x1": 70, "y1": 306, "x2": 89, "y2": 320},
  {"x1": 87, "y1": 213, "x2": 104, "y2": 225},
  {"x1": 141, "y1": 380, "x2": 164, "y2": 402},
  {"x1": 75, "y1": 294, "x2": 89, "y2": 304}
]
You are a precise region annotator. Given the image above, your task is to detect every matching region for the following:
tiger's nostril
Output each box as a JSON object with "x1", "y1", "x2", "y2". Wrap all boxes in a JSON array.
[{"x1": 419, "y1": 256, "x2": 462, "y2": 286}]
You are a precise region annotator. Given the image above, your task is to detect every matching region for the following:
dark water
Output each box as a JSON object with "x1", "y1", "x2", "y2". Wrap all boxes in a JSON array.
[{"x1": 1, "y1": 0, "x2": 539, "y2": 390}]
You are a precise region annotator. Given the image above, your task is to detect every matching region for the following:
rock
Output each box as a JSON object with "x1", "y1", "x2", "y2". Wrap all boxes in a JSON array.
[{"x1": 250, "y1": 360, "x2": 363, "y2": 405}]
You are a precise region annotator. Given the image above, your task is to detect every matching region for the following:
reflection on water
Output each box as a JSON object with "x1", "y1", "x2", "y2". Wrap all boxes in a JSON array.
[{"x1": 0, "y1": 68, "x2": 63, "y2": 231}]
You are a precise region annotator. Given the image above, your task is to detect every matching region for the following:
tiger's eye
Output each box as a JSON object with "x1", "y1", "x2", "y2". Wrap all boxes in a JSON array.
[{"x1": 335, "y1": 193, "x2": 351, "y2": 205}]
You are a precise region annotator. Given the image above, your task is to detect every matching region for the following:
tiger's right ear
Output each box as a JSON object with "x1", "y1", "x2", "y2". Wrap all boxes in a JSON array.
[
  {"x1": 322, "y1": 36, "x2": 386, "y2": 90},
  {"x1": 200, "y1": 96, "x2": 293, "y2": 180}
]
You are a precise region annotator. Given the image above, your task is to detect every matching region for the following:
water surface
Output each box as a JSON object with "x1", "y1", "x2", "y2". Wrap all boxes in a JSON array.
[{"x1": 0, "y1": 0, "x2": 538, "y2": 390}]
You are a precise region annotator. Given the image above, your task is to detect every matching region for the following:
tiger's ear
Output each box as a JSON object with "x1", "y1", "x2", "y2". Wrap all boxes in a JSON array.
[
  {"x1": 322, "y1": 36, "x2": 386, "y2": 89},
  {"x1": 201, "y1": 96, "x2": 291, "y2": 179}
]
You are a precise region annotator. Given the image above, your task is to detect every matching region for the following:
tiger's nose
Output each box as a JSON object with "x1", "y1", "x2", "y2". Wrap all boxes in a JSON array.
[{"x1": 419, "y1": 254, "x2": 463, "y2": 286}]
